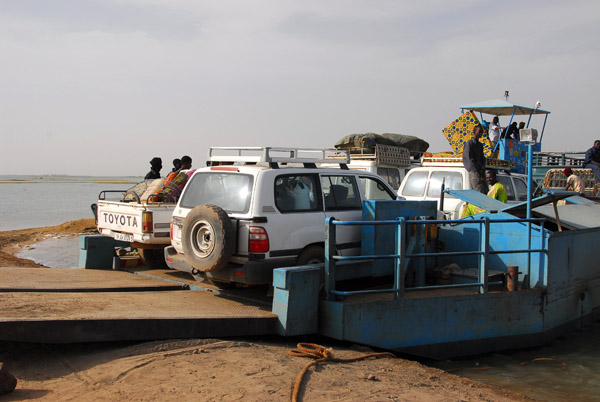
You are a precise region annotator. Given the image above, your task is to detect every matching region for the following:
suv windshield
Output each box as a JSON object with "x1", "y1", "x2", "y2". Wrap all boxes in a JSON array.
[
  {"x1": 180, "y1": 172, "x2": 253, "y2": 213},
  {"x1": 427, "y1": 171, "x2": 462, "y2": 198}
]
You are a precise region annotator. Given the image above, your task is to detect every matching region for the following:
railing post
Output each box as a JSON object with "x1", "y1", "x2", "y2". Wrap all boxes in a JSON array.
[
  {"x1": 324, "y1": 216, "x2": 337, "y2": 300},
  {"x1": 479, "y1": 217, "x2": 490, "y2": 294},
  {"x1": 415, "y1": 219, "x2": 426, "y2": 287},
  {"x1": 394, "y1": 218, "x2": 406, "y2": 300}
]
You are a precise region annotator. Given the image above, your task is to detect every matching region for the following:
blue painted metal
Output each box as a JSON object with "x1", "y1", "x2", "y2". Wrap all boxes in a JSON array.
[
  {"x1": 272, "y1": 265, "x2": 320, "y2": 335},
  {"x1": 79, "y1": 235, "x2": 117, "y2": 269},
  {"x1": 272, "y1": 196, "x2": 600, "y2": 358}
]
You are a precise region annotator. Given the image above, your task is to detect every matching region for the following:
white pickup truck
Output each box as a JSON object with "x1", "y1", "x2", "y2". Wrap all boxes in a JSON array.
[{"x1": 95, "y1": 183, "x2": 176, "y2": 268}]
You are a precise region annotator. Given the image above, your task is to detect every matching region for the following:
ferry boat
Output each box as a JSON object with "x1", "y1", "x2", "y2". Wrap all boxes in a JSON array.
[{"x1": 272, "y1": 99, "x2": 600, "y2": 358}]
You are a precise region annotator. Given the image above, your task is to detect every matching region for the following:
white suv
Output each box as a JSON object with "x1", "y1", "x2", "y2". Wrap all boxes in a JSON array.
[
  {"x1": 398, "y1": 162, "x2": 538, "y2": 219},
  {"x1": 164, "y1": 147, "x2": 398, "y2": 287}
]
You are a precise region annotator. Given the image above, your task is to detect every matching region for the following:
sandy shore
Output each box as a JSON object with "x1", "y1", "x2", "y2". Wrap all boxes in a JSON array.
[{"x1": 0, "y1": 220, "x2": 534, "y2": 401}]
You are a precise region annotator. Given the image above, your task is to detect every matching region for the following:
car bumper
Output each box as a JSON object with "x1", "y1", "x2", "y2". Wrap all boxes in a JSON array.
[{"x1": 164, "y1": 246, "x2": 297, "y2": 285}]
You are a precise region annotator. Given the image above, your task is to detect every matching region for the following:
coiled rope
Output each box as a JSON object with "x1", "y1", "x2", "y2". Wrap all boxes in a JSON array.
[{"x1": 288, "y1": 343, "x2": 396, "y2": 402}]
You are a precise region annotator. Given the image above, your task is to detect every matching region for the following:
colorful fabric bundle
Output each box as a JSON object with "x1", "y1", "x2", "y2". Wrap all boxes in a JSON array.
[
  {"x1": 148, "y1": 169, "x2": 197, "y2": 203},
  {"x1": 140, "y1": 179, "x2": 165, "y2": 202},
  {"x1": 443, "y1": 111, "x2": 494, "y2": 158}
]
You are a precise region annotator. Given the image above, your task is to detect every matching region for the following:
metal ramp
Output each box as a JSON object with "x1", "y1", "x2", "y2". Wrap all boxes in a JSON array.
[{"x1": 0, "y1": 268, "x2": 276, "y2": 343}]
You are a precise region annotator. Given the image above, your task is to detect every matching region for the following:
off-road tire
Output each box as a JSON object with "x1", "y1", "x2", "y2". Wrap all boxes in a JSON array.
[{"x1": 181, "y1": 204, "x2": 234, "y2": 272}]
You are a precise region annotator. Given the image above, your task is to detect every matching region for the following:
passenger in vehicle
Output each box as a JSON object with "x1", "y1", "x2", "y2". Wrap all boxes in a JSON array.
[
  {"x1": 462, "y1": 125, "x2": 488, "y2": 194},
  {"x1": 563, "y1": 167, "x2": 584, "y2": 195},
  {"x1": 584, "y1": 140, "x2": 600, "y2": 182},
  {"x1": 172, "y1": 158, "x2": 182, "y2": 172},
  {"x1": 144, "y1": 157, "x2": 162, "y2": 180},
  {"x1": 180, "y1": 155, "x2": 192, "y2": 170},
  {"x1": 148, "y1": 156, "x2": 194, "y2": 203},
  {"x1": 486, "y1": 170, "x2": 508, "y2": 203}
]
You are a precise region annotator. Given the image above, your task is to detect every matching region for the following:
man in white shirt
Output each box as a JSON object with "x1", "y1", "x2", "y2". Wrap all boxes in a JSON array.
[{"x1": 488, "y1": 116, "x2": 504, "y2": 155}]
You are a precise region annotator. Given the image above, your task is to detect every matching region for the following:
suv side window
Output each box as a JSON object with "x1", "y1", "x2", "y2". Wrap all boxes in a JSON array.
[
  {"x1": 402, "y1": 171, "x2": 428, "y2": 196},
  {"x1": 497, "y1": 175, "x2": 515, "y2": 201},
  {"x1": 427, "y1": 171, "x2": 462, "y2": 198},
  {"x1": 359, "y1": 176, "x2": 397, "y2": 200},
  {"x1": 377, "y1": 167, "x2": 400, "y2": 190},
  {"x1": 274, "y1": 174, "x2": 319, "y2": 212},
  {"x1": 321, "y1": 175, "x2": 362, "y2": 210},
  {"x1": 513, "y1": 178, "x2": 528, "y2": 201}
]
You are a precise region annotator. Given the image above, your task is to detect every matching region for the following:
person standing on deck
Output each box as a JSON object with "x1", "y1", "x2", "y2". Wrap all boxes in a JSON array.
[
  {"x1": 488, "y1": 116, "x2": 505, "y2": 154},
  {"x1": 486, "y1": 170, "x2": 508, "y2": 202},
  {"x1": 463, "y1": 125, "x2": 488, "y2": 194},
  {"x1": 564, "y1": 167, "x2": 585, "y2": 195},
  {"x1": 584, "y1": 140, "x2": 600, "y2": 182}
]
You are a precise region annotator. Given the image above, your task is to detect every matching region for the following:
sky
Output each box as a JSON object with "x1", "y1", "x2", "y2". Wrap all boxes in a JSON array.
[{"x1": 1, "y1": 0, "x2": 599, "y2": 176}]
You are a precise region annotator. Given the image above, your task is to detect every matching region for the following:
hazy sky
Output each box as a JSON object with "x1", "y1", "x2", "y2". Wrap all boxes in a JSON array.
[{"x1": 1, "y1": 0, "x2": 598, "y2": 176}]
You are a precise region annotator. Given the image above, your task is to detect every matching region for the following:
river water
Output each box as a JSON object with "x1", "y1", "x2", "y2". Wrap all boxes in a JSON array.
[{"x1": 2, "y1": 175, "x2": 598, "y2": 400}]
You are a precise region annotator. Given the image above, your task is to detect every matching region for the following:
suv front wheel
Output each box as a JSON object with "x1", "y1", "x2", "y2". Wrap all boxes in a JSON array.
[{"x1": 181, "y1": 204, "x2": 234, "y2": 272}]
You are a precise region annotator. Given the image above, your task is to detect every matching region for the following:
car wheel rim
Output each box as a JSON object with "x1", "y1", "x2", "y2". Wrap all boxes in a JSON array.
[{"x1": 190, "y1": 220, "x2": 215, "y2": 258}]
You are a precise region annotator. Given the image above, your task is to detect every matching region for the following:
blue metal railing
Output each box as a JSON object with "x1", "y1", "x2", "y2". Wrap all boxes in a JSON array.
[{"x1": 324, "y1": 216, "x2": 548, "y2": 300}]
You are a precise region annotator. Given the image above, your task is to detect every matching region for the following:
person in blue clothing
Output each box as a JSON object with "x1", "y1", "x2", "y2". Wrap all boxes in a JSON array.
[{"x1": 584, "y1": 140, "x2": 600, "y2": 182}]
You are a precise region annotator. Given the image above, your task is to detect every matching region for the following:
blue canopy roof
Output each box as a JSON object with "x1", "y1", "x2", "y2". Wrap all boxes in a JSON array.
[{"x1": 459, "y1": 99, "x2": 551, "y2": 116}]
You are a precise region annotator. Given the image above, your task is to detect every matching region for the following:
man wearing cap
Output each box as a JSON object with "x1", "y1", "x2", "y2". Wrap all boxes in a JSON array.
[
  {"x1": 584, "y1": 140, "x2": 600, "y2": 182},
  {"x1": 144, "y1": 157, "x2": 162, "y2": 180},
  {"x1": 564, "y1": 167, "x2": 584, "y2": 195}
]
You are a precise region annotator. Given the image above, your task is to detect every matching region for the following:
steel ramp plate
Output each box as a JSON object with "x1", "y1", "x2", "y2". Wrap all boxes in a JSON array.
[
  {"x1": 0, "y1": 267, "x2": 185, "y2": 292},
  {"x1": 0, "y1": 290, "x2": 276, "y2": 343}
]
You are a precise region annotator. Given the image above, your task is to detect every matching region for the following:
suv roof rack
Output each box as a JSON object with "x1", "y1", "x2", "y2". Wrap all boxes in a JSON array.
[
  {"x1": 208, "y1": 147, "x2": 351, "y2": 166},
  {"x1": 421, "y1": 156, "x2": 515, "y2": 169}
]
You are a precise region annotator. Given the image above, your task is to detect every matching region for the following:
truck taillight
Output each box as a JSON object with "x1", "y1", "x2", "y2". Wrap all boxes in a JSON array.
[
  {"x1": 248, "y1": 226, "x2": 269, "y2": 253},
  {"x1": 170, "y1": 221, "x2": 173, "y2": 240},
  {"x1": 142, "y1": 211, "x2": 153, "y2": 233}
]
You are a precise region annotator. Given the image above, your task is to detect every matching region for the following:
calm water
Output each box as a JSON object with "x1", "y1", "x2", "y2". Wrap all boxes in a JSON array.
[
  {"x1": 429, "y1": 323, "x2": 600, "y2": 401},
  {"x1": 3, "y1": 175, "x2": 599, "y2": 401},
  {"x1": 0, "y1": 175, "x2": 139, "y2": 231}
]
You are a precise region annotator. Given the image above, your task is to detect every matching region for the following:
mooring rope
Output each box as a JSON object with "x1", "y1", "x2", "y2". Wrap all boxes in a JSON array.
[
  {"x1": 520, "y1": 357, "x2": 567, "y2": 370},
  {"x1": 288, "y1": 343, "x2": 396, "y2": 402}
]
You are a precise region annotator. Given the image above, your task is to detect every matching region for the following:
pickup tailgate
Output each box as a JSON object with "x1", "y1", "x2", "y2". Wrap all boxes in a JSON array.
[{"x1": 96, "y1": 201, "x2": 173, "y2": 245}]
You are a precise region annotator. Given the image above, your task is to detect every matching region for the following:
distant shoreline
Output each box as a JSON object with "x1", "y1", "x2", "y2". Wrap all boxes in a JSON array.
[{"x1": 0, "y1": 175, "x2": 140, "y2": 184}]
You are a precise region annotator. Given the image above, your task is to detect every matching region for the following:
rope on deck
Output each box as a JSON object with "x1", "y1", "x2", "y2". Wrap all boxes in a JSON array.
[{"x1": 288, "y1": 343, "x2": 396, "y2": 402}]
